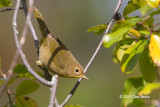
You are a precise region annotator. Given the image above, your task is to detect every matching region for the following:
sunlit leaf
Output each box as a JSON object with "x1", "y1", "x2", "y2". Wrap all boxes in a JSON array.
[
  {"x1": 112, "y1": 18, "x2": 142, "y2": 32},
  {"x1": 15, "y1": 96, "x2": 38, "y2": 107},
  {"x1": 147, "y1": 0, "x2": 160, "y2": 8},
  {"x1": 127, "y1": 29, "x2": 141, "y2": 38},
  {"x1": 149, "y1": 34, "x2": 160, "y2": 67},
  {"x1": 140, "y1": 4, "x2": 153, "y2": 16},
  {"x1": 123, "y1": 0, "x2": 146, "y2": 16},
  {"x1": 117, "y1": 39, "x2": 136, "y2": 62},
  {"x1": 117, "y1": 44, "x2": 131, "y2": 62},
  {"x1": 122, "y1": 76, "x2": 145, "y2": 107},
  {"x1": 87, "y1": 24, "x2": 108, "y2": 35},
  {"x1": 113, "y1": 38, "x2": 136, "y2": 63},
  {"x1": 103, "y1": 27, "x2": 131, "y2": 48},
  {"x1": 103, "y1": 18, "x2": 141, "y2": 48},
  {"x1": 0, "y1": 0, "x2": 11, "y2": 7},
  {"x1": 139, "y1": 82, "x2": 160, "y2": 95},
  {"x1": 112, "y1": 44, "x2": 120, "y2": 63},
  {"x1": 139, "y1": 45, "x2": 156, "y2": 82},
  {"x1": 121, "y1": 38, "x2": 147, "y2": 73},
  {"x1": 16, "y1": 80, "x2": 39, "y2": 96}
]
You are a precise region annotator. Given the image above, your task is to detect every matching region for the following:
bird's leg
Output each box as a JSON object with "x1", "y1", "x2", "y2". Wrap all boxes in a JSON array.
[{"x1": 36, "y1": 60, "x2": 52, "y2": 81}]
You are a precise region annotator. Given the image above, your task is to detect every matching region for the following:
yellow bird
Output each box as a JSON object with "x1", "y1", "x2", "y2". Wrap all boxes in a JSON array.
[{"x1": 33, "y1": 7, "x2": 88, "y2": 79}]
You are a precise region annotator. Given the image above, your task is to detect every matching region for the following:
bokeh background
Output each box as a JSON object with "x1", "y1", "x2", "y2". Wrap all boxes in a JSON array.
[{"x1": 0, "y1": 0, "x2": 143, "y2": 106}]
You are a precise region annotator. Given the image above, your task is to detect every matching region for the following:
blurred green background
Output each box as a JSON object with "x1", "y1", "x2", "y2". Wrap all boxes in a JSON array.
[{"x1": 0, "y1": 0, "x2": 142, "y2": 106}]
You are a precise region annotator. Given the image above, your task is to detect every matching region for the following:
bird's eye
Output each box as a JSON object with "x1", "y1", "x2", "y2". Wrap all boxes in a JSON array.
[{"x1": 75, "y1": 68, "x2": 79, "y2": 73}]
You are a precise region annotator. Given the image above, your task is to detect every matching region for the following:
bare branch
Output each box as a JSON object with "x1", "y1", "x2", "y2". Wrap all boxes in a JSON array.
[
  {"x1": 13, "y1": 0, "x2": 53, "y2": 86},
  {"x1": 55, "y1": 98, "x2": 60, "y2": 107},
  {"x1": 0, "y1": 0, "x2": 53, "y2": 97},
  {"x1": 60, "y1": 0, "x2": 122, "y2": 106},
  {"x1": 0, "y1": 0, "x2": 21, "y2": 98},
  {"x1": 21, "y1": 0, "x2": 39, "y2": 52},
  {"x1": 6, "y1": 87, "x2": 12, "y2": 107},
  {"x1": 49, "y1": 75, "x2": 59, "y2": 107}
]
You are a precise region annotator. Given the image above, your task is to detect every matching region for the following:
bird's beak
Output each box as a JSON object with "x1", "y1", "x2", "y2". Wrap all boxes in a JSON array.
[{"x1": 81, "y1": 75, "x2": 89, "y2": 80}]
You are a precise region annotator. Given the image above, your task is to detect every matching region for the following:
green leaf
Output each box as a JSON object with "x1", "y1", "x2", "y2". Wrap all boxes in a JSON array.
[
  {"x1": 15, "y1": 96, "x2": 38, "y2": 107},
  {"x1": 122, "y1": 76, "x2": 145, "y2": 107},
  {"x1": 139, "y1": 45, "x2": 156, "y2": 82},
  {"x1": 140, "y1": 4, "x2": 153, "y2": 16},
  {"x1": 121, "y1": 38, "x2": 147, "y2": 73},
  {"x1": 11, "y1": 105, "x2": 17, "y2": 107},
  {"x1": 14, "y1": 64, "x2": 35, "y2": 79},
  {"x1": 147, "y1": 0, "x2": 160, "y2": 8},
  {"x1": 130, "y1": 98, "x2": 144, "y2": 107},
  {"x1": 116, "y1": 38, "x2": 136, "y2": 62},
  {"x1": 16, "y1": 80, "x2": 39, "y2": 96},
  {"x1": 139, "y1": 82, "x2": 160, "y2": 95},
  {"x1": 127, "y1": 29, "x2": 141, "y2": 38},
  {"x1": 135, "y1": 24, "x2": 150, "y2": 35},
  {"x1": 0, "y1": 0, "x2": 11, "y2": 7},
  {"x1": 149, "y1": 8, "x2": 160, "y2": 17},
  {"x1": 112, "y1": 44, "x2": 120, "y2": 63},
  {"x1": 123, "y1": 0, "x2": 146, "y2": 17},
  {"x1": 143, "y1": 16, "x2": 154, "y2": 28},
  {"x1": 103, "y1": 27, "x2": 132, "y2": 48},
  {"x1": 113, "y1": 36, "x2": 135, "y2": 63},
  {"x1": 15, "y1": 73, "x2": 35, "y2": 79},
  {"x1": 87, "y1": 24, "x2": 108, "y2": 35},
  {"x1": 14, "y1": 64, "x2": 28, "y2": 73},
  {"x1": 64, "y1": 105, "x2": 81, "y2": 107},
  {"x1": 112, "y1": 18, "x2": 141, "y2": 32}
]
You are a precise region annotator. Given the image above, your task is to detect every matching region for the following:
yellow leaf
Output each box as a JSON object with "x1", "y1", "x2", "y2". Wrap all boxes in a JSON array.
[
  {"x1": 128, "y1": 29, "x2": 141, "y2": 38},
  {"x1": 138, "y1": 83, "x2": 160, "y2": 95},
  {"x1": 147, "y1": 0, "x2": 159, "y2": 8},
  {"x1": 149, "y1": 34, "x2": 160, "y2": 67}
]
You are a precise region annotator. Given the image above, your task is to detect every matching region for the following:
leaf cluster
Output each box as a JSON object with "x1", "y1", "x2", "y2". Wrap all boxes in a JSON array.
[{"x1": 88, "y1": 0, "x2": 160, "y2": 106}]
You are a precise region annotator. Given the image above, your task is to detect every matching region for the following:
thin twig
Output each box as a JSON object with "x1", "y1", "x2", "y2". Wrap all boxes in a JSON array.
[
  {"x1": 6, "y1": 92, "x2": 16, "y2": 106},
  {"x1": 55, "y1": 98, "x2": 60, "y2": 107},
  {"x1": 137, "y1": 15, "x2": 153, "y2": 34},
  {"x1": 60, "y1": 0, "x2": 122, "y2": 106},
  {"x1": 21, "y1": 0, "x2": 39, "y2": 52},
  {"x1": 12, "y1": 0, "x2": 53, "y2": 86},
  {"x1": 6, "y1": 87, "x2": 12, "y2": 107},
  {"x1": 49, "y1": 75, "x2": 59, "y2": 107},
  {"x1": 0, "y1": 0, "x2": 21, "y2": 98},
  {"x1": 21, "y1": 0, "x2": 53, "y2": 83},
  {"x1": 0, "y1": 7, "x2": 23, "y2": 12}
]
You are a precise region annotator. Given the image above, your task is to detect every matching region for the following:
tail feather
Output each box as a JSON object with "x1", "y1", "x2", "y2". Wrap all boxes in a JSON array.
[{"x1": 33, "y1": 7, "x2": 50, "y2": 37}]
